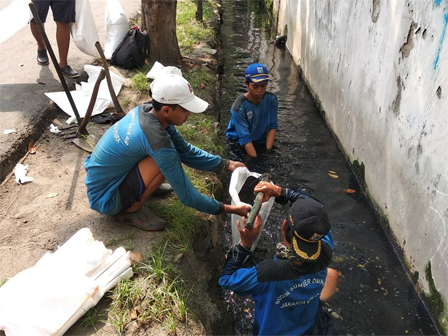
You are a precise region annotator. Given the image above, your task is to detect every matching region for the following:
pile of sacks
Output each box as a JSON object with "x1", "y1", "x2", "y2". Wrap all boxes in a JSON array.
[{"x1": 0, "y1": 228, "x2": 134, "y2": 336}]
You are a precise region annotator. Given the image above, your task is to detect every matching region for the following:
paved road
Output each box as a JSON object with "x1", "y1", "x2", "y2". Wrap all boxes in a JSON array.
[{"x1": 0, "y1": 0, "x2": 140, "y2": 182}]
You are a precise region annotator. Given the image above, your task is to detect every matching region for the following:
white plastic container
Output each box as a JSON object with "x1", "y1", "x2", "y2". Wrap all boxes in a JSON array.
[{"x1": 229, "y1": 167, "x2": 275, "y2": 252}]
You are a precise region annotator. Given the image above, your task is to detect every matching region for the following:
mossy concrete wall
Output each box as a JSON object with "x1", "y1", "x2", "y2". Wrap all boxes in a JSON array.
[{"x1": 272, "y1": 0, "x2": 448, "y2": 320}]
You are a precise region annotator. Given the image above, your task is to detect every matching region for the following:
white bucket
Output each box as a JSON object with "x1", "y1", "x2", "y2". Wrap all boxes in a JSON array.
[{"x1": 229, "y1": 167, "x2": 275, "y2": 252}]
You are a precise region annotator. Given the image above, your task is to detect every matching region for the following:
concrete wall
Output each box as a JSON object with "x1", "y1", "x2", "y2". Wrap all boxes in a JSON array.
[{"x1": 273, "y1": 0, "x2": 448, "y2": 322}]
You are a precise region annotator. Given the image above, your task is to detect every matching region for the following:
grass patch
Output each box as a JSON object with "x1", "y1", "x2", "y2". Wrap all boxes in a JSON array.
[
  {"x1": 79, "y1": 307, "x2": 105, "y2": 331},
  {"x1": 424, "y1": 262, "x2": 447, "y2": 331},
  {"x1": 0, "y1": 277, "x2": 7, "y2": 288},
  {"x1": 130, "y1": 63, "x2": 153, "y2": 95},
  {"x1": 177, "y1": 0, "x2": 217, "y2": 52}
]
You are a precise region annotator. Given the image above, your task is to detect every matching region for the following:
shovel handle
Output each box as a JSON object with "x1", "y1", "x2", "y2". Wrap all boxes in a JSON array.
[
  {"x1": 77, "y1": 69, "x2": 106, "y2": 135},
  {"x1": 244, "y1": 173, "x2": 270, "y2": 230},
  {"x1": 29, "y1": 2, "x2": 82, "y2": 125},
  {"x1": 95, "y1": 41, "x2": 123, "y2": 115}
]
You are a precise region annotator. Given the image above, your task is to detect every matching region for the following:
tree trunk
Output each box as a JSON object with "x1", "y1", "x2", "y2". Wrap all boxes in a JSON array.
[
  {"x1": 141, "y1": 0, "x2": 182, "y2": 66},
  {"x1": 196, "y1": 0, "x2": 203, "y2": 22}
]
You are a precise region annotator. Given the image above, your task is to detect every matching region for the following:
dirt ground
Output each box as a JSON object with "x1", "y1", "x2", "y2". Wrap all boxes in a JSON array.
[{"x1": 0, "y1": 103, "x2": 226, "y2": 335}]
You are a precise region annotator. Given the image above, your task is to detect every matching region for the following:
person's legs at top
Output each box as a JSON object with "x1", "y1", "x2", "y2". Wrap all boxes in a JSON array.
[
  {"x1": 30, "y1": 0, "x2": 51, "y2": 65},
  {"x1": 51, "y1": 0, "x2": 78, "y2": 77},
  {"x1": 55, "y1": 21, "x2": 70, "y2": 68}
]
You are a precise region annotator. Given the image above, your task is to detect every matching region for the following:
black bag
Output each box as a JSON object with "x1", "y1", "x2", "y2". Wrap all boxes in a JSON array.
[{"x1": 111, "y1": 27, "x2": 149, "y2": 69}]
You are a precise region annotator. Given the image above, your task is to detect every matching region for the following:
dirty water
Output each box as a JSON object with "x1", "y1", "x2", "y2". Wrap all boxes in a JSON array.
[{"x1": 216, "y1": 0, "x2": 439, "y2": 335}]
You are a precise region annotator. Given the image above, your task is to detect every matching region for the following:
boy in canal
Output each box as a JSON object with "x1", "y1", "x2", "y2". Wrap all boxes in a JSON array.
[
  {"x1": 226, "y1": 63, "x2": 278, "y2": 157},
  {"x1": 84, "y1": 74, "x2": 251, "y2": 231},
  {"x1": 219, "y1": 181, "x2": 339, "y2": 335}
]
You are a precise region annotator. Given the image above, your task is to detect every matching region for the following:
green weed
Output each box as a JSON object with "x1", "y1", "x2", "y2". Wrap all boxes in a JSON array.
[{"x1": 79, "y1": 307, "x2": 105, "y2": 330}]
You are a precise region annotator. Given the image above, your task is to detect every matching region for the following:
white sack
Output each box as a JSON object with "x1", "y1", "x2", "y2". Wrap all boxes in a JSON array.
[
  {"x1": 229, "y1": 167, "x2": 275, "y2": 252},
  {"x1": 70, "y1": 0, "x2": 100, "y2": 57},
  {"x1": 0, "y1": 228, "x2": 133, "y2": 336},
  {"x1": 104, "y1": 0, "x2": 128, "y2": 60},
  {"x1": 45, "y1": 64, "x2": 125, "y2": 119}
]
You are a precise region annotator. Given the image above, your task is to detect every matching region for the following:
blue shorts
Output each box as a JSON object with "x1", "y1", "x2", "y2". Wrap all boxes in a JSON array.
[
  {"x1": 117, "y1": 165, "x2": 145, "y2": 214},
  {"x1": 31, "y1": 0, "x2": 76, "y2": 24}
]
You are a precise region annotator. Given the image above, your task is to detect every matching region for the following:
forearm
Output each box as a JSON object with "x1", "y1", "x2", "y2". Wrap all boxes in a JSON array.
[
  {"x1": 244, "y1": 142, "x2": 257, "y2": 157},
  {"x1": 266, "y1": 129, "x2": 276, "y2": 149}
]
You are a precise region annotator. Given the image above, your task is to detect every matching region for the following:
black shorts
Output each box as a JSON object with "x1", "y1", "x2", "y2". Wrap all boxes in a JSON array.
[
  {"x1": 118, "y1": 165, "x2": 145, "y2": 215},
  {"x1": 31, "y1": 0, "x2": 76, "y2": 24}
]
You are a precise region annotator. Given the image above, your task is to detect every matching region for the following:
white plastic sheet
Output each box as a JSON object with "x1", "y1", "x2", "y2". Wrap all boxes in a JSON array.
[
  {"x1": 70, "y1": 0, "x2": 100, "y2": 57},
  {"x1": 229, "y1": 167, "x2": 275, "y2": 252},
  {"x1": 0, "y1": 228, "x2": 133, "y2": 336},
  {"x1": 104, "y1": 0, "x2": 129, "y2": 60},
  {"x1": 45, "y1": 64, "x2": 125, "y2": 119}
]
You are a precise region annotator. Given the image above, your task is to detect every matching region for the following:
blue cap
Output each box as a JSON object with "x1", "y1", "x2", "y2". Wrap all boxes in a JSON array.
[{"x1": 245, "y1": 63, "x2": 269, "y2": 83}]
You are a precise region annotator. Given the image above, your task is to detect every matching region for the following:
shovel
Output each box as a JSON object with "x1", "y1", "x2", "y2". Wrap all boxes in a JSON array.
[{"x1": 72, "y1": 69, "x2": 106, "y2": 152}]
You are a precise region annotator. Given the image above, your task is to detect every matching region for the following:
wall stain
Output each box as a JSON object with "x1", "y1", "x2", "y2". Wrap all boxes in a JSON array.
[
  {"x1": 392, "y1": 76, "x2": 402, "y2": 116},
  {"x1": 372, "y1": 0, "x2": 380, "y2": 23},
  {"x1": 433, "y1": 4, "x2": 448, "y2": 70},
  {"x1": 400, "y1": 22, "x2": 417, "y2": 58}
]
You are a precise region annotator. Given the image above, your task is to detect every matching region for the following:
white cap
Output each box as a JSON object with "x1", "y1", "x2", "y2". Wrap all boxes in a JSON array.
[{"x1": 150, "y1": 74, "x2": 209, "y2": 113}]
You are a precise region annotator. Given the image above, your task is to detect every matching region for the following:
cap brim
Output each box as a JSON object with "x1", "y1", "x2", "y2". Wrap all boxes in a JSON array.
[
  {"x1": 249, "y1": 76, "x2": 269, "y2": 83},
  {"x1": 179, "y1": 96, "x2": 209, "y2": 113}
]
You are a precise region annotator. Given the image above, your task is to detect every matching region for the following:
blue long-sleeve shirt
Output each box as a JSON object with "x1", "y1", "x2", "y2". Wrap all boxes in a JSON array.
[
  {"x1": 219, "y1": 188, "x2": 334, "y2": 336},
  {"x1": 84, "y1": 104, "x2": 225, "y2": 215}
]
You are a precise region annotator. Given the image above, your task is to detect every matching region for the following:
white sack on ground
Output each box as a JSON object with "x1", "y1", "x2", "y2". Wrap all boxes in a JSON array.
[
  {"x1": 229, "y1": 167, "x2": 275, "y2": 252},
  {"x1": 45, "y1": 65, "x2": 125, "y2": 119},
  {"x1": 0, "y1": 228, "x2": 134, "y2": 336},
  {"x1": 104, "y1": 0, "x2": 129, "y2": 59},
  {"x1": 0, "y1": 0, "x2": 32, "y2": 44}
]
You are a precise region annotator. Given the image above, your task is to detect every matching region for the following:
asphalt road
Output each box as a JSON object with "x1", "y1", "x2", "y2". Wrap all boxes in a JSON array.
[{"x1": 0, "y1": 0, "x2": 141, "y2": 182}]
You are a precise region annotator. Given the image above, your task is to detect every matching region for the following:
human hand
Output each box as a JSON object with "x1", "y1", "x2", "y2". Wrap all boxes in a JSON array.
[
  {"x1": 254, "y1": 181, "x2": 281, "y2": 203},
  {"x1": 238, "y1": 215, "x2": 262, "y2": 249},
  {"x1": 228, "y1": 160, "x2": 247, "y2": 172}
]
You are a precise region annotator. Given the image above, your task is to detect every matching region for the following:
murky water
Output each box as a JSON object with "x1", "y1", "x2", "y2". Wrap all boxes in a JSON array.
[{"x1": 217, "y1": 0, "x2": 438, "y2": 335}]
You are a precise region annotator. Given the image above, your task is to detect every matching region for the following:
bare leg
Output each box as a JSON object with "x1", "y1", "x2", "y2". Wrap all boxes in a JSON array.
[
  {"x1": 320, "y1": 268, "x2": 340, "y2": 301},
  {"x1": 30, "y1": 22, "x2": 46, "y2": 50},
  {"x1": 55, "y1": 21, "x2": 70, "y2": 68},
  {"x1": 126, "y1": 156, "x2": 165, "y2": 213}
]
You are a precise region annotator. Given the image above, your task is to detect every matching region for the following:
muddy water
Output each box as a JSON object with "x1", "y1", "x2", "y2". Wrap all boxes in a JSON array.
[{"x1": 216, "y1": 0, "x2": 438, "y2": 335}]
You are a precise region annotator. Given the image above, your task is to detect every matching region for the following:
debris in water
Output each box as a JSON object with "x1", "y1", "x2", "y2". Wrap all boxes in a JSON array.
[
  {"x1": 343, "y1": 188, "x2": 356, "y2": 193},
  {"x1": 328, "y1": 173, "x2": 338, "y2": 178}
]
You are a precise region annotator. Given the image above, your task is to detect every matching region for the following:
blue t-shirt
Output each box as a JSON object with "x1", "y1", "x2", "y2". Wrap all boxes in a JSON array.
[
  {"x1": 226, "y1": 92, "x2": 278, "y2": 146},
  {"x1": 84, "y1": 104, "x2": 224, "y2": 215}
]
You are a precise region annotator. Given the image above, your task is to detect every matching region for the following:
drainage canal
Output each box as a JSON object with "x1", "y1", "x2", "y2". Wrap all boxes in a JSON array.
[{"x1": 214, "y1": 0, "x2": 438, "y2": 334}]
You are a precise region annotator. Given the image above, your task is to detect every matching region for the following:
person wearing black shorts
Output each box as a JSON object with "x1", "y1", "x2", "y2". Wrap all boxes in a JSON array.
[{"x1": 30, "y1": 0, "x2": 79, "y2": 78}]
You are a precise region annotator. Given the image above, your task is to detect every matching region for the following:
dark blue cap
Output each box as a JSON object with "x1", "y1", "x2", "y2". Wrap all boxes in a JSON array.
[{"x1": 245, "y1": 63, "x2": 269, "y2": 83}]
